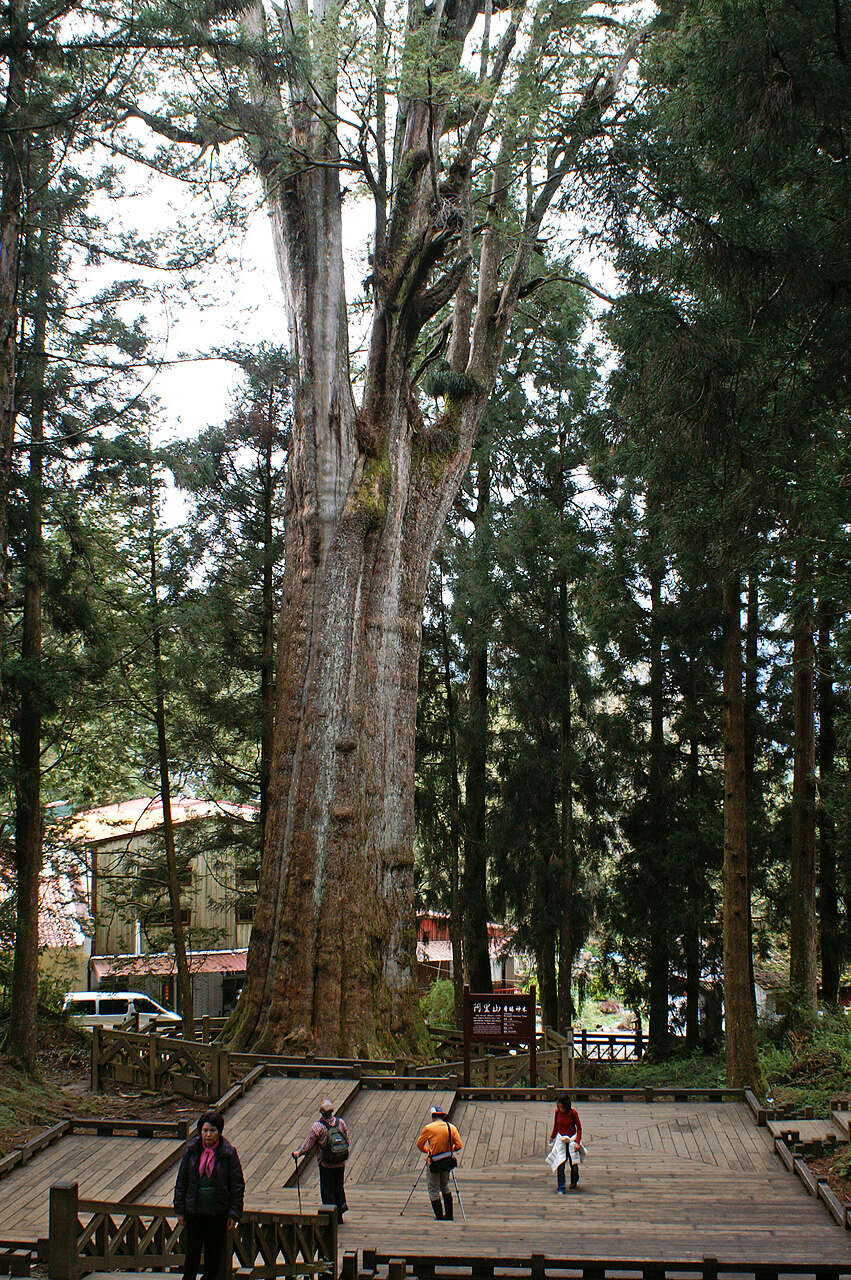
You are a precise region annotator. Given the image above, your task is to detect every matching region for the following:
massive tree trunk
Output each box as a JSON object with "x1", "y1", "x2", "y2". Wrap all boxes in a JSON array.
[
  {"x1": 788, "y1": 557, "x2": 817, "y2": 1018},
  {"x1": 721, "y1": 576, "x2": 761, "y2": 1087},
  {"x1": 647, "y1": 558, "x2": 669, "y2": 1056},
  {"x1": 817, "y1": 596, "x2": 840, "y2": 1007},
  {"x1": 463, "y1": 450, "x2": 492, "y2": 994},
  {"x1": 227, "y1": 0, "x2": 641, "y2": 1053}
]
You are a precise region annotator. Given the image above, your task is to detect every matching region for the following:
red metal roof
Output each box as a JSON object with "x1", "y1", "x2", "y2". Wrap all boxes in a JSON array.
[
  {"x1": 91, "y1": 948, "x2": 248, "y2": 980},
  {"x1": 60, "y1": 797, "x2": 257, "y2": 846}
]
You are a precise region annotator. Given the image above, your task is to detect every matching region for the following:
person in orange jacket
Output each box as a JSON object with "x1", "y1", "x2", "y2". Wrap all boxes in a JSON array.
[{"x1": 416, "y1": 1104, "x2": 463, "y2": 1220}]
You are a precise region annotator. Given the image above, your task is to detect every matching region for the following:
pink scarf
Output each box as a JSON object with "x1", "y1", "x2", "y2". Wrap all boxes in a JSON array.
[{"x1": 199, "y1": 1142, "x2": 218, "y2": 1177}]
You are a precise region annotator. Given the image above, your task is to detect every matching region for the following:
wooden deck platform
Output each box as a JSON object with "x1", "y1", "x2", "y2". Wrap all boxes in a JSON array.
[
  {"x1": 0, "y1": 1133, "x2": 181, "y2": 1242},
  {"x1": 326, "y1": 1100, "x2": 851, "y2": 1265},
  {"x1": 147, "y1": 1090, "x2": 848, "y2": 1265},
  {"x1": 767, "y1": 1118, "x2": 844, "y2": 1145},
  {"x1": 1, "y1": 1080, "x2": 849, "y2": 1268}
]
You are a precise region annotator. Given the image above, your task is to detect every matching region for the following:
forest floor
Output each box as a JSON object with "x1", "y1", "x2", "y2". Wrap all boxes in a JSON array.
[{"x1": 0, "y1": 1014, "x2": 191, "y2": 1154}]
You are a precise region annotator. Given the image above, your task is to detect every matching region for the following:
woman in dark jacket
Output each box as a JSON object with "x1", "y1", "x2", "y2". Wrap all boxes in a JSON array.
[{"x1": 174, "y1": 1110, "x2": 245, "y2": 1280}]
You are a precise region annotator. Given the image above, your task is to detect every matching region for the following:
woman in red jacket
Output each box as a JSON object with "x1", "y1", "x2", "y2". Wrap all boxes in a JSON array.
[{"x1": 549, "y1": 1093, "x2": 582, "y2": 1192}]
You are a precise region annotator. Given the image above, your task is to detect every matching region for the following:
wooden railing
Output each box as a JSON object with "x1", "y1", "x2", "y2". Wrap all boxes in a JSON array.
[
  {"x1": 345, "y1": 1252, "x2": 851, "y2": 1280},
  {"x1": 91, "y1": 1027, "x2": 223, "y2": 1097},
  {"x1": 48, "y1": 1181, "x2": 338, "y2": 1280},
  {"x1": 92, "y1": 1028, "x2": 437, "y2": 1100},
  {"x1": 92, "y1": 1025, "x2": 716, "y2": 1100}
]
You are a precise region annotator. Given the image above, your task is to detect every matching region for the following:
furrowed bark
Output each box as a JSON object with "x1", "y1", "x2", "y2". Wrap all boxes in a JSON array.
[{"x1": 225, "y1": 0, "x2": 648, "y2": 1053}]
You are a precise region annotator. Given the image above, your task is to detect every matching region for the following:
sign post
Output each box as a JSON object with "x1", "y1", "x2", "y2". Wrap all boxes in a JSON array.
[{"x1": 462, "y1": 984, "x2": 537, "y2": 1086}]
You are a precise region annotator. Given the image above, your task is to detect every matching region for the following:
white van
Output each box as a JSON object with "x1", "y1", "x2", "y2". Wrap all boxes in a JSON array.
[{"x1": 63, "y1": 990, "x2": 182, "y2": 1031}]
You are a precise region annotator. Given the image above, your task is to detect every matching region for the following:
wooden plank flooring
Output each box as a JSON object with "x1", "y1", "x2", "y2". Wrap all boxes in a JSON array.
[
  {"x1": 767, "y1": 1118, "x2": 844, "y2": 1144},
  {"x1": 146, "y1": 1075, "x2": 361, "y2": 1203},
  {"x1": 0, "y1": 1135, "x2": 181, "y2": 1242},
  {"x1": 213, "y1": 1097, "x2": 851, "y2": 1265},
  {"x1": 2, "y1": 1087, "x2": 849, "y2": 1266}
]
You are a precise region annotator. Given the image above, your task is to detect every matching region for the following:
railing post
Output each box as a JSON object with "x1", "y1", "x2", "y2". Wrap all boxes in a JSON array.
[
  {"x1": 219, "y1": 1049, "x2": 231, "y2": 1097},
  {"x1": 388, "y1": 1260, "x2": 405, "y2": 1280},
  {"x1": 580, "y1": 1028, "x2": 587, "y2": 1058},
  {"x1": 635, "y1": 1021, "x2": 643, "y2": 1059},
  {"x1": 48, "y1": 1181, "x2": 78, "y2": 1280},
  {"x1": 531, "y1": 1254, "x2": 545, "y2": 1280},
  {"x1": 90, "y1": 1024, "x2": 101, "y2": 1095},
  {"x1": 210, "y1": 1046, "x2": 223, "y2": 1099},
  {"x1": 702, "y1": 1258, "x2": 718, "y2": 1280},
  {"x1": 341, "y1": 1252, "x2": 359, "y2": 1280}
]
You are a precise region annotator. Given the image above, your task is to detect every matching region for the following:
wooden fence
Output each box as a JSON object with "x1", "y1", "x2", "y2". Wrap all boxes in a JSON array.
[
  {"x1": 91, "y1": 1025, "x2": 715, "y2": 1100},
  {"x1": 48, "y1": 1181, "x2": 338, "y2": 1280},
  {"x1": 344, "y1": 1252, "x2": 851, "y2": 1280},
  {"x1": 91, "y1": 1028, "x2": 453, "y2": 1099}
]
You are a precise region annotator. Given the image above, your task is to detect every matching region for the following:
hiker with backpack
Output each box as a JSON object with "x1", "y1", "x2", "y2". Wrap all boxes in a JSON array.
[
  {"x1": 416, "y1": 1104, "x2": 463, "y2": 1221},
  {"x1": 292, "y1": 1098, "x2": 349, "y2": 1223}
]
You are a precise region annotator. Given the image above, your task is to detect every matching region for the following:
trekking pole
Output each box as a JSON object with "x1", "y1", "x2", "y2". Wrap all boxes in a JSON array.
[
  {"x1": 399, "y1": 1161, "x2": 427, "y2": 1216},
  {"x1": 292, "y1": 1153, "x2": 302, "y2": 1213},
  {"x1": 451, "y1": 1169, "x2": 467, "y2": 1223}
]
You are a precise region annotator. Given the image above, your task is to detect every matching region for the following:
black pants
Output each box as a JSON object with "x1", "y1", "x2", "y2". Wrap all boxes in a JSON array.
[
  {"x1": 318, "y1": 1164, "x2": 348, "y2": 1220},
  {"x1": 182, "y1": 1213, "x2": 229, "y2": 1280}
]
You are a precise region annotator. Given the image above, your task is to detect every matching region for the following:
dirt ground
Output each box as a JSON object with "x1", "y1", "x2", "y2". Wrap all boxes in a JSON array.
[
  {"x1": 807, "y1": 1148, "x2": 851, "y2": 1206},
  {"x1": 0, "y1": 1018, "x2": 196, "y2": 1154}
]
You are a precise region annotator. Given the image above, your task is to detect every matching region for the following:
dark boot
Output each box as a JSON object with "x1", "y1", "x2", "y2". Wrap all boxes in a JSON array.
[
  {"x1": 442, "y1": 1192, "x2": 453, "y2": 1221},
  {"x1": 430, "y1": 1198, "x2": 444, "y2": 1220}
]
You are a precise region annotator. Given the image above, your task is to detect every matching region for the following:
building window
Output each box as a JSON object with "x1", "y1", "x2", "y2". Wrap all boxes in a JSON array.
[
  {"x1": 235, "y1": 904, "x2": 254, "y2": 925},
  {"x1": 146, "y1": 907, "x2": 191, "y2": 928},
  {"x1": 236, "y1": 863, "x2": 260, "y2": 885},
  {"x1": 138, "y1": 862, "x2": 192, "y2": 891}
]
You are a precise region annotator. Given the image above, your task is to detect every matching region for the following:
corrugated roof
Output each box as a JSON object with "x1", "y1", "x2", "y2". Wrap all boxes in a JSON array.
[
  {"x1": 0, "y1": 858, "x2": 90, "y2": 950},
  {"x1": 91, "y1": 948, "x2": 248, "y2": 979},
  {"x1": 59, "y1": 797, "x2": 257, "y2": 846}
]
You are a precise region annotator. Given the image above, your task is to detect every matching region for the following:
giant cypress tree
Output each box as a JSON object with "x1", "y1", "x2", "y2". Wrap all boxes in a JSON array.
[{"x1": 111, "y1": 0, "x2": 651, "y2": 1051}]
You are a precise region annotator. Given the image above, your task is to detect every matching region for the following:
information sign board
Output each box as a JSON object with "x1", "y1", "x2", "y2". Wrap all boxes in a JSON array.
[{"x1": 462, "y1": 984, "x2": 536, "y2": 1086}]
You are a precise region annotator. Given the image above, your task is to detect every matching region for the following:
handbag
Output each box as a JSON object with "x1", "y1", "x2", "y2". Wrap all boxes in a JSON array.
[{"x1": 433, "y1": 1121, "x2": 457, "y2": 1170}]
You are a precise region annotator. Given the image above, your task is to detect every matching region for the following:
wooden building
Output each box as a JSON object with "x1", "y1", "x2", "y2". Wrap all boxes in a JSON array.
[{"x1": 60, "y1": 796, "x2": 258, "y2": 1015}]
